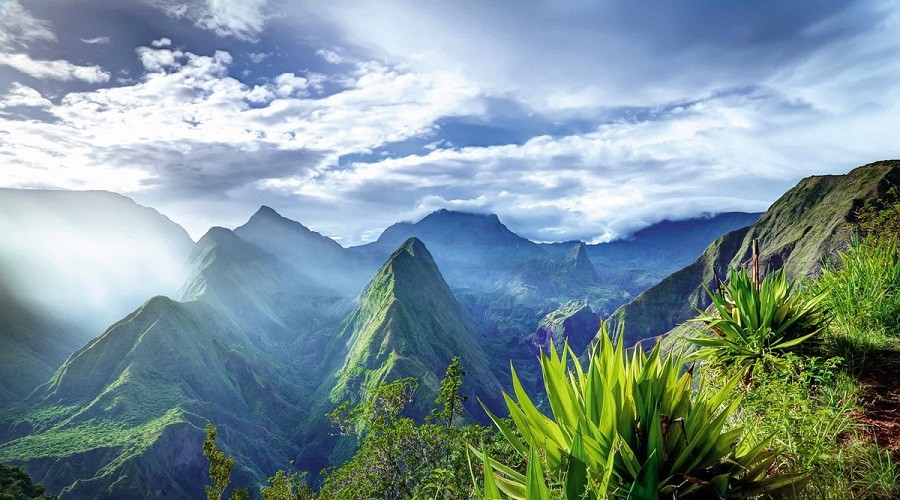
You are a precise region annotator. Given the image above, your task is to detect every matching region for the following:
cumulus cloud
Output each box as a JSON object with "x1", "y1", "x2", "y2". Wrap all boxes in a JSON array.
[
  {"x1": 316, "y1": 49, "x2": 344, "y2": 64},
  {"x1": 248, "y1": 51, "x2": 271, "y2": 63},
  {"x1": 151, "y1": 37, "x2": 172, "y2": 47}
]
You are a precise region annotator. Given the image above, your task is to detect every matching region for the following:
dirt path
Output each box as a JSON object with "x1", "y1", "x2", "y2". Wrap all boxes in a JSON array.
[{"x1": 857, "y1": 345, "x2": 900, "y2": 460}]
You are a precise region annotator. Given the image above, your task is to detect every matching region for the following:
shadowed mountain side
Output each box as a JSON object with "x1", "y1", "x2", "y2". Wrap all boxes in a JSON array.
[
  {"x1": 234, "y1": 206, "x2": 373, "y2": 297},
  {"x1": 0, "y1": 278, "x2": 82, "y2": 406},
  {"x1": 605, "y1": 160, "x2": 900, "y2": 346},
  {"x1": 528, "y1": 301, "x2": 600, "y2": 355}
]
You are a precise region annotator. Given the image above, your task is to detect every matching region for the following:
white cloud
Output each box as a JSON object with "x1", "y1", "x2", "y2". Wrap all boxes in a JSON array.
[
  {"x1": 148, "y1": 0, "x2": 270, "y2": 41},
  {"x1": 80, "y1": 36, "x2": 110, "y2": 44},
  {"x1": 316, "y1": 49, "x2": 344, "y2": 64},
  {"x1": 0, "y1": 52, "x2": 111, "y2": 83},
  {"x1": 272, "y1": 72, "x2": 309, "y2": 97},
  {"x1": 151, "y1": 37, "x2": 172, "y2": 47},
  {"x1": 0, "y1": 0, "x2": 56, "y2": 50},
  {"x1": 0, "y1": 82, "x2": 52, "y2": 109},
  {"x1": 0, "y1": 44, "x2": 483, "y2": 237},
  {"x1": 248, "y1": 51, "x2": 271, "y2": 63},
  {"x1": 0, "y1": 1, "x2": 111, "y2": 84}
]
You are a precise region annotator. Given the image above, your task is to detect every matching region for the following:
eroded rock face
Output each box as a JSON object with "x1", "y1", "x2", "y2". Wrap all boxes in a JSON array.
[{"x1": 529, "y1": 301, "x2": 600, "y2": 355}]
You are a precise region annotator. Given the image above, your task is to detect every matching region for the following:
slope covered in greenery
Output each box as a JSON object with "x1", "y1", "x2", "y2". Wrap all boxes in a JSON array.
[
  {"x1": 607, "y1": 160, "x2": 900, "y2": 345},
  {"x1": 329, "y1": 238, "x2": 503, "y2": 417}
]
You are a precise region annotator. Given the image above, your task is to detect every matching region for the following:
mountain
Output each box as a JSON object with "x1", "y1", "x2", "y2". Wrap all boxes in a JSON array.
[
  {"x1": 233, "y1": 207, "x2": 371, "y2": 296},
  {"x1": 541, "y1": 212, "x2": 762, "y2": 294},
  {"x1": 0, "y1": 279, "x2": 81, "y2": 406},
  {"x1": 0, "y1": 227, "x2": 353, "y2": 498},
  {"x1": 606, "y1": 160, "x2": 900, "y2": 346},
  {"x1": 351, "y1": 209, "x2": 547, "y2": 290},
  {"x1": 329, "y1": 238, "x2": 504, "y2": 417},
  {"x1": 0, "y1": 296, "x2": 302, "y2": 499},
  {"x1": 527, "y1": 301, "x2": 600, "y2": 355},
  {"x1": 180, "y1": 226, "x2": 341, "y2": 338},
  {"x1": 0, "y1": 189, "x2": 194, "y2": 335}
]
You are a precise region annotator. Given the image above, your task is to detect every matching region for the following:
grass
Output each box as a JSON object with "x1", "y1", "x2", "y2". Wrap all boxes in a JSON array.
[
  {"x1": 704, "y1": 235, "x2": 900, "y2": 499},
  {"x1": 811, "y1": 236, "x2": 900, "y2": 373}
]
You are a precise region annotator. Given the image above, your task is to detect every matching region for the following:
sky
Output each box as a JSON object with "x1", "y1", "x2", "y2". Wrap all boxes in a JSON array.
[{"x1": 0, "y1": 0, "x2": 898, "y2": 245}]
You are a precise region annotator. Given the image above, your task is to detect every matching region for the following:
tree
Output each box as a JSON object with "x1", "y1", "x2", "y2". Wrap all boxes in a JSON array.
[
  {"x1": 430, "y1": 357, "x2": 468, "y2": 428},
  {"x1": 202, "y1": 424, "x2": 251, "y2": 500}
]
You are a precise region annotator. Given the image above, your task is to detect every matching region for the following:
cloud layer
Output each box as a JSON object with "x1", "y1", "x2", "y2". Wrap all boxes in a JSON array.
[{"x1": 0, "y1": 0, "x2": 898, "y2": 244}]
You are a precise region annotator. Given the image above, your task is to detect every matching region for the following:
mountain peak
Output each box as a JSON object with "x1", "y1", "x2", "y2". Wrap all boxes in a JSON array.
[
  {"x1": 254, "y1": 204, "x2": 282, "y2": 218},
  {"x1": 566, "y1": 241, "x2": 595, "y2": 273},
  {"x1": 398, "y1": 236, "x2": 428, "y2": 256},
  {"x1": 199, "y1": 226, "x2": 241, "y2": 245}
]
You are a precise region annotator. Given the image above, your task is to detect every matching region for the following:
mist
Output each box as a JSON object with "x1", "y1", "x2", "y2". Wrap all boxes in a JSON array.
[{"x1": 0, "y1": 189, "x2": 194, "y2": 338}]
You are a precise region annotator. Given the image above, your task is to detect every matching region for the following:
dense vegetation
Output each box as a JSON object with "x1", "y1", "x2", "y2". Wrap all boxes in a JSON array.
[{"x1": 0, "y1": 463, "x2": 55, "y2": 500}]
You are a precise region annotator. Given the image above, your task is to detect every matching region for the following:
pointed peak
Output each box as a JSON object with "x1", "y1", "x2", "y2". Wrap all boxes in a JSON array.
[
  {"x1": 254, "y1": 205, "x2": 281, "y2": 218},
  {"x1": 199, "y1": 226, "x2": 240, "y2": 245},
  {"x1": 246, "y1": 205, "x2": 299, "y2": 226},
  {"x1": 399, "y1": 236, "x2": 428, "y2": 255}
]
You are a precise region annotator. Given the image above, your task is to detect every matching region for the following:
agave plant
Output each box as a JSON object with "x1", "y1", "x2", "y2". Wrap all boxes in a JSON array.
[
  {"x1": 471, "y1": 324, "x2": 806, "y2": 498},
  {"x1": 689, "y1": 267, "x2": 828, "y2": 376}
]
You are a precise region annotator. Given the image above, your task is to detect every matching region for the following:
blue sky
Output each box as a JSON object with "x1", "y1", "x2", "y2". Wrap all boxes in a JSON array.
[{"x1": 0, "y1": 0, "x2": 898, "y2": 244}]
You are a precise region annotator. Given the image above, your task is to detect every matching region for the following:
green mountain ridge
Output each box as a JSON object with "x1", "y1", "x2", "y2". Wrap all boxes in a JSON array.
[
  {"x1": 329, "y1": 237, "x2": 504, "y2": 417},
  {"x1": 607, "y1": 160, "x2": 900, "y2": 346}
]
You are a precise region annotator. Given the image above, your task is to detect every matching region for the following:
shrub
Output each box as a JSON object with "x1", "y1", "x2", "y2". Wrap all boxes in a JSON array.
[
  {"x1": 473, "y1": 324, "x2": 805, "y2": 498},
  {"x1": 688, "y1": 267, "x2": 828, "y2": 378}
]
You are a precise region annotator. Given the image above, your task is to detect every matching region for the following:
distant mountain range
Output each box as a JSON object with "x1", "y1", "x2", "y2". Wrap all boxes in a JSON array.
[{"x1": 0, "y1": 176, "x2": 793, "y2": 498}]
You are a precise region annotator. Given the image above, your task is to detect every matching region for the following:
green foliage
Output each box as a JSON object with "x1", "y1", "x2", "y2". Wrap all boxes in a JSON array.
[
  {"x1": 689, "y1": 267, "x2": 827, "y2": 377},
  {"x1": 475, "y1": 324, "x2": 803, "y2": 498},
  {"x1": 820, "y1": 236, "x2": 900, "y2": 333},
  {"x1": 855, "y1": 185, "x2": 900, "y2": 239},
  {"x1": 0, "y1": 463, "x2": 56, "y2": 500},
  {"x1": 203, "y1": 424, "x2": 249, "y2": 500},
  {"x1": 260, "y1": 470, "x2": 315, "y2": 500},
  {"x1": 725, "y1": 355, "x2": 899, "y2": 499},
  {"x1": 321, "y1": 367, "x2": 520, "y2": 499},
  {"x1": 430, "y1": 357, "x2": 468, "y2": 428}
]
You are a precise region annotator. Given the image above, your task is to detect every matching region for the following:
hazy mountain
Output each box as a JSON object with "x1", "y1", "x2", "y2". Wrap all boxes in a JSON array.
[
  {"x1": 542, "y1": 212, "x2": 762, "y2": 293},
  {"x1": 0, "y1": 278, "x2": 81, "y2": 406},
  {"x1": 233, "y1": 206, "x2": 372, "y2": 297},
  {"x1": 0, "y1": 189, "x2": 194, "y2": 335},
  {"x1": 351, "y1": 209, "x2": 547, "y2": 290},
  {"x1": 606, "y1": 160, "x2": 900, "y2": 346},
  {"x1": 329, "y1": 238, "x2": 503, "y2": 417},
  {"x1": 0, "y1": 225, "x2": 354, "y2": 498}
]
